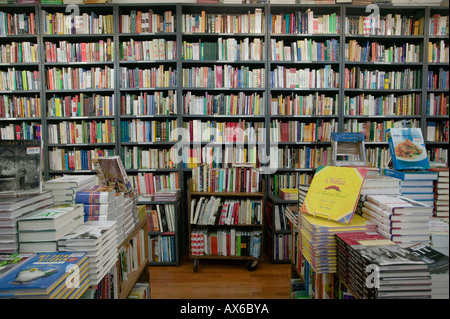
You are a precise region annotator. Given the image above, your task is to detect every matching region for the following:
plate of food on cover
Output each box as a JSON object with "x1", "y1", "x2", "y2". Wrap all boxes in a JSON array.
[{"x1": 393, "y1": 139, "x2": 427, "y2": 162}]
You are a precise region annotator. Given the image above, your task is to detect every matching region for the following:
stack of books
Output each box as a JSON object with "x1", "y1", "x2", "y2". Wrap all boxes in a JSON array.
[
  {"x1": 361, "y1": 195, "x2": 434, "y2": 245},
  {"x1": 17, "y1": 203, "x2": 85, "y2": 253},
  {"x1": 428, "y1": 217, "x2": 449, "y2": 249},
  {"x1": 0, "y1": 192, "x2": 53, "y2": 253},
  {"x1": 152, "y1": 189, "x2": 181, "y2": 202},
  {"x1": 58, "y1": 220, "x2": 118, "y2": 286},
  {"x1": 299, "y1": 213, "x2": 376, "y2": 273},
  {"x1": 123, "y1": 194, "x2": 139, "y2": 238},
  {"x1": 279, "y1": 188, "x2": 298, "y2": 201},
  {"x1": 297, "y1": 184, "x2": 310, "y2": 219},
  {"x1": 285, "y1": 205, "x2": 299, "y2": 229},
  {"x1": 382, "y1": 168, "x2": 439, "y2": 206},
  {"x1": 336, "y1": 231, "x2": 432, "y2": 299},
  {"x1": 75, "y1": 185, "x2": 117, "y2": 222},
  {"x1": 0, "y1": 252, "x2": 90, "y2": 299},
  {"x1": 115, "y1": 193, "x2": 126, "y2": 244},
  {"x1": 43, "y1": 175, "x2": 96, "y2": 205},
  {"x1": 406, "y1": 243, "x2": 449, "y2": 299},
  {"x1": 430, "y1": 167, "x2": 449, "y2": 222}
]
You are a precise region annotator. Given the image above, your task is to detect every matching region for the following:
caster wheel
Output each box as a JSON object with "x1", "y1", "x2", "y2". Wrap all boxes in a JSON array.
[
  {"x1": 193, "y1": 259, "x2": 199, "y2": 273},
  {"x1": 247, "y1": 260, "x2": 258, "y2": 271}
]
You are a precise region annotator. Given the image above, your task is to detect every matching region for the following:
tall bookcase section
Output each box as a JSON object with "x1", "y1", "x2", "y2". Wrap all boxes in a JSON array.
[
  {"x1": 266, "y1": 5, "x2": 341, "y2": 262},
  {"x1": 0, "y1": 4, "x2": 41, "y2": 141},
  {"x1": 116, "y1": 4, "x2": 181, "y2": 265},
  {"x1": 425, "y1": 7, "x2": 449, "y2": 165},
  {"x1": 41, "y1": 3, "x2": 116, "y2": 180},
  {"x1": 343, "y1": 6, "x2": 426, "y2": 168}
]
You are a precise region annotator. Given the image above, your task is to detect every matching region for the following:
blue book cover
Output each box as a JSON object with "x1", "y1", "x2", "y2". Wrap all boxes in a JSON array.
[
  {"x1": 382, "y1": 168, "x2": 438, "y2": 181},
  {"x1": 386, "y1": 128, "x2": 430, "y2": 171},
  {"x1": 0, "y1": 252, "x2": 87, "y2": 297}
]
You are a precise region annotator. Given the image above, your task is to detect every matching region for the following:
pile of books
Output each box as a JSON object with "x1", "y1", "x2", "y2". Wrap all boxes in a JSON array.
[
  {"x1": 58, "y1": 220, "x2": 118, "y2": 286},
  {"x1": 357, "y1": 173, "x2": 401, "y2": 215},
  {"x1": 299, "y1": 213, "x2": 376, "y2": 273},
  {"x1": 361, "y1": 195, "x2": 433, "y2": 245},
  {"x1": 430, "y1": 167, "x2": 449, "y2": 222},
  {"x1": 43, "y1": 175, "x2": 96, "y2": 205},
  {"x1": 279, "y1": 188, "x2": 298, "y2": 201},
  {"x1": 336, "y1": 231, "x2": 432, "y2": 299},
  {"x1": 75, "y1": 185, "x2": 117, "y2": 222},
  {"x1": 0, "y1": 191, "x2": 53, "y2": 253},
  {"x1": 17, "y1": 203, "x2": 84, "y2": 253},
  {"x1": 0, "y1": 252, "x2": 90, "y2": 299},
  {"x1": 152, "y1": 188, "x2": 181, "y2": 202},
  {"x1": 123, "y1": 194, "x2": 139, "y2": 238}
]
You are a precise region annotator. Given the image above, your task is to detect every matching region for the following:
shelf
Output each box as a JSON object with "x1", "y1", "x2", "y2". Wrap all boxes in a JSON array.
[{"x1": 190, "y1": 191, "x2": 264, "y2": 197}]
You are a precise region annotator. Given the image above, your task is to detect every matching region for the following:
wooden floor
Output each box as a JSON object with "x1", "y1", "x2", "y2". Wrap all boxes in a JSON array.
[{"x1": 148, "y1": 254, "x2": 291, "y2": 299}]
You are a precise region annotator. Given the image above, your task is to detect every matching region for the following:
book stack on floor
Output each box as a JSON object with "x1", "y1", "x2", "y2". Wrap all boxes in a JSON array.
[
  {"x1": 17, "y1": 204, "x2": 85, "y2": 253},
  {"x1": 58, "y1": 220, "x2": 118, "y2": 287},
  {"x1": 361, "y1": 195, "x2": 434, "y2": 246},
  {"x1": 429, "y1": 167, "x2": 449, "y2": 223},
  {"x1": 43, "y1": 175, "x2": 96, "y2": 205},
  {"x1": 0, "y1": 252, "x2": 90, "y2": 299},
  {"x1": 0, "y1": 192, "x2": 54, "y2": 254},
  {"x1": 299, "y1": 213, "x2": 376, "y2": 273},
  {"x1": 406, "y1": 243, "x2": 449, "y2": 299},
  {"x1": 382, "y1": 168, "x2": 439, "y2": 206},
  {"x1": 336, "y1": 231, "x2": 432, "y2": 299},
  {"x1": 75, "y1": 185, "x2": 117, "y2": 222}
]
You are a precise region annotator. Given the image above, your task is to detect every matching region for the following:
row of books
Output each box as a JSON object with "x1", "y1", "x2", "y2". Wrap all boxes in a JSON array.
[
  {"x1": 46, "y1": 66, "x2": 115, "y2": 90},
  {"x1": 428, "y1": 147, "x2": 448, "y2": 164},
  {"x1": 270, "y1": 38, "x2": 339, "y2": 62},
  {"x1": 426, "y1": 121, "x2": 449, "y2": 143},
  {"x1": 344, "y1": 93, "x2": 421, "y2": 116},
  {"x1": 129, "y1": 171, "x2": 179, "y2": 197},
  {"x1": 190, "y1": 227, "x2": 262, "y2": 258},
  {"x1": 0, "y1": 122, "x2": 41, "y2": 140},
  {"x1": 44, "y1": 40, "x2": 114, "y2": 63},
  {"x1": 344, "y1": 67, "x2": 422, "y2": 90},
  {"x1": 0, "y1": 95, "x2": 41, "y2": 119},
  {"x1": 48, "y1": 148, "x2": 114, "y2": 171},
  {"x1": 120, "y1": 119, "x2": 178, "y2": 143},
  {"x1": 183, "y1": 120, "x2": 265, "y2": 143},
  {"x1": 119, "y1": 10, "x2": 175, "y2": 34},
  {"x1": 191, "y1": 164, "x2": 262, "y2": 193},
  {"x1": 46, "y1": 94, "x2": 115, "y2": 118},
  {"x1": 345, "y1": 14, "x2": 424, "y2": 36},
  {"x1": 118, "y1": 225, "x2": 146, "y2": 283},
  {"x1": 181, "y1": 9, "x2": 264, "y2": 34},
  {"x1": 270, "y1": 173, "x2": 313, "y2": 194},
  {"x1": 429, "y1": 14, "x2": 449, "y2": 36},
  {"x1": 121, "y1": 146, "x2": 177, "y2": 170},
  {"x1": 427, "y1": 68, "x2": 449, "y2": 90},
  {"x1": 147, "y1": 204, "x2": 176, "y2": 233},
  {"x1": 0, "y1": 42, "x2": 39, "y2": 64},
  {"x1": 270, "y1": 119, "x2": 337, "y2": 143},
  {"x1": 269, "y1": 11, "x2": 339, "y2": 35},
  {"x1": 47, "y1": 120, "x2": 115, "y2": 144},
  {"x1": 427, "y1": 40, "x2": 449, "y2": 64},
  {"x1": 42, "y1": 11, "x2": 114, "y2": 35},
  {"x1": 149, "y1": 235, "x2": 176, "y2": 263},
  {"x1": 273, "y1": 204, "x2": 290, "y2": 231},
  {"x1": 272, "y1": 233, "x2": 292, "y2": 261},
  {"x1": 345, "y1": 41, "x2": 421, "y2": 63},
  {"x1": 121, "y1": 66, "x2": 176, "y2": 89},
  {"x1": 0, "y1": 11, "x2": 35, "y2": 36},
  {"x1": 365, "y1": 147, "x2": 391, "y2": 169},
  {"x1": 269, "y1": 146, "x2": 331, "y2": 170},
  {"x1": 270, "y1": 93, "x2": 337, "y2": 116},
  {"x1": 190, "y1": 197, "x2": 263, "y2": 226},
  {"x1": 184, "y1": 91, "x2": 264, "y2": 116},
  {"x1": 0, "y1": 69, "x2": 40, "y2": 91},
  {"x1": 120, "y1": 91, "x2": 177, "y2": 116},
  {"x1": 182, "y1": 65, "x2": 265, "y2": 89},
  {"x1": 180, "y1": 145, "x2": 261, "y2": 168},
  {"x1": 427, "y1": 92, "x2": 448, "y2": 116},
  {"x1": 270, "y1": 65, "x2": 339, "y2": 89},
  {"x1": 344, "y1": 119, "x2": 420, "y2": 143},
  {"x1": 120, "y1": 39, "x2": 176, "y2": 62},
  {"x1": 432, "y1": 168, "x2": 449, "y2": 221},
  {"x1": 182, "y1": 38, "x2": 265, "y2": 61}
]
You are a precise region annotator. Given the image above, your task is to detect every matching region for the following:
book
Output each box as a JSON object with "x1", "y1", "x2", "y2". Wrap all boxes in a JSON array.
[
  {"x1": 0, "y1": 253, "x2": 35, "y2": 279},
  {"x1": 386, "y1": 128, "x2": 430, "y2": 171},
  {"x1": 75, "y1": 185, "x2": 116, "y2": 204},
  {"x1": 0, "y1": 140, "x2": 42, "y2": 196},
  {"x1": 0, "y1": 252, "x2": 88, "y2": 298},
  {"x1": 382, "y1": 168, "x2": 439, "y2": 181},
  {"x1": 58, "y1": 220, "x2": 117, "y2": 246},
  {"x1": 94, "y1": 156, "x2": 134, "y2": 194},
  {"x1": 43, "y1": 175, "x2": 96, "y2": 190},
  {"x1": 366, "y1": 195, "x2": 434, "y2": 215},
  {"x1": 0, "y1": 191, "x2": 52, "y2": 212},
  {"x1": 302, "y1": 166, "x2": 368, "y2": 224}
]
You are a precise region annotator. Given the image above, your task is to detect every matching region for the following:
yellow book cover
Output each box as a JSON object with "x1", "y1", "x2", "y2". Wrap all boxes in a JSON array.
[{"x1": 302, "y1": 166, "x2": 368, "y2": 224}]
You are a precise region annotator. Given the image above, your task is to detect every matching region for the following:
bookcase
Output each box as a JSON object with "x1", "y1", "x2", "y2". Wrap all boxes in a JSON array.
[{"x1": 0, "y1": 2, "x2": 448, "y2": 269}]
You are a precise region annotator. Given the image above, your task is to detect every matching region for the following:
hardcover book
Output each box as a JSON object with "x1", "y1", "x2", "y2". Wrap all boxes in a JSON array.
[
  {"x1": 0, "y1": 253, "x2": 35, "y2": 279},
  {"x1": 386, "y1": 128, "x2": 430, "y2": 171},
  {"x1": 75, "y1": 185, "x2": 116, "y2": 204},
  {"x1": 93, "y1": 156, "x2": 134, "y2": 194},
  {"x1": 302, "y1": 166, "x2": 368, "y2": 224}
]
